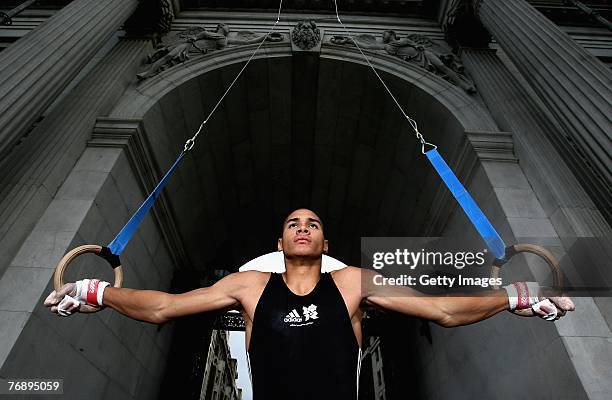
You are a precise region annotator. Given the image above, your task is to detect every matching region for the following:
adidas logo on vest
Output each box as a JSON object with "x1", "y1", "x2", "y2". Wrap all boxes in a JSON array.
[
  {"x1": 283, "y1": 304, "x2": 319, "y2": 326},
  {"x1": 284, "y1": 309, "x2": 303, "y2": 323}
]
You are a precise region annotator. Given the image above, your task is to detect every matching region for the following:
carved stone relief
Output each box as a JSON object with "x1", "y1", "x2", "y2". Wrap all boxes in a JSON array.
[
  {"x1": 330, "y1": 31, "x2": 477, "y2": 93},
  {"x1": 137, "y1": 24, "x2": 284, "y2": 81},
  {"x1": 291, "y1": 20, "x2": 321, "y2": 50}
]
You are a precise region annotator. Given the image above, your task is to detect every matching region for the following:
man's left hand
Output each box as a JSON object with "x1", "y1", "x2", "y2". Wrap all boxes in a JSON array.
[{"x1": 504, "y1": 282, "x2": 575, "y2": 321}]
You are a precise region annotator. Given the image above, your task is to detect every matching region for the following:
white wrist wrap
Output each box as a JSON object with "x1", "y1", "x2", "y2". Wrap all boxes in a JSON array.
[
  {"x1": 96, "y1": 280, "x2": 110, "y2": 306},
  {"x1": 56, "y1": 279, "x2": 109, "y2": 316},
  {"x1": 504, "y1": 282, "x2": 540, "y2": 310},
  {"x1": 77, "y1": 279, "x2": 110, "y2": 306},
  {"x1": 504, "y1": 284, "x2": 518, "y2": 311}
]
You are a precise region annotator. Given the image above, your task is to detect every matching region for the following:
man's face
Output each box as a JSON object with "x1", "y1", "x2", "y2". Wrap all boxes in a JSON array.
[{"x1": 278, "y1": 209, "x2": 328, "y2": 259}]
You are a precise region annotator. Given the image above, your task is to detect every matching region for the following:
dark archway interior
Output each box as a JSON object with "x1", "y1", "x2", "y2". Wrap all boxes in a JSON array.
[{"x1": 141, "y1": 55, "x2": 465, "y2": 276}]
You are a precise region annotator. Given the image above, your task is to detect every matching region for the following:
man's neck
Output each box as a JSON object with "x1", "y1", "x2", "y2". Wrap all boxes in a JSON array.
[{"x1": 283, "y1": 257, "x2": 322, "y2": 295}]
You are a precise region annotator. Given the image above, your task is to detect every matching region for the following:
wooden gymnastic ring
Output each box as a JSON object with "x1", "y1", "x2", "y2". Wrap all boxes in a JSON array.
[
  {"x1": 53, "y1": 244, "x2": 123, "y2": 313},
  {"x1": 491, "y1": 243, "x2": 563, "y2": 316}
]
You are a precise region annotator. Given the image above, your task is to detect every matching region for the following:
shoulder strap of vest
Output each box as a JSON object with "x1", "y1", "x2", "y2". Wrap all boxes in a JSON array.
[{"x1": 270, "y1": 272, "x2": 283, "y2": 287}]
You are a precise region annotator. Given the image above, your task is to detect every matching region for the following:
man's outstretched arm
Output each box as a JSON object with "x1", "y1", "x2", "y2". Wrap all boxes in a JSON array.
[
  {"x1": 102, "y1": 278, "x2": 241, "y2": 324},
  {"x1": 44, "y1": 272, "x2": 256, "y2": 324},
  {"x1": 366, "y1": 288, "x2": 509, "y2": 328},
  {"x1": 356, "y1": 268, "x2": 575, "y2": 327}
]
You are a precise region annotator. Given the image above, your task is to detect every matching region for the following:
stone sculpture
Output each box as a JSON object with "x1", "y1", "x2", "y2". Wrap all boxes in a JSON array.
[
  {"x1": 330, "y1": 31, "x2": 476, "y2": 93},
  {"x1": 291, "y1": 20, "x2": 321, "y2": 50},
  {"x1": 137, "y1": 24, "x2": 283, "y2": 81}
]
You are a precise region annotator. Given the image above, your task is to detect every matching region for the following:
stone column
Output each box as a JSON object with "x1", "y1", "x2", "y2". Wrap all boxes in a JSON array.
[
  {"x1": 0, "y1": 0, "x2": 139, "y2": 159},
  {"x1": 461, "y1": 48, "x2": 612, "y2": 238},
  {"x1": 473, "y1": 0, "x2": 612, "y2": 224},
  {"x1": 0, "y1": 36, "x2": 152, "y2": 273},
  {"x1": 461, "y1": 46, "x2": 612, "y2": 400}
]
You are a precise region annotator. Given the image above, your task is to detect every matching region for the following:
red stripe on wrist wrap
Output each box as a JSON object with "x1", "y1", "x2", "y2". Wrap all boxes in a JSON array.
[
  {"x1": 86, "y1": 279, "x2": 100, "y2": 306},
  {"x1": 515, "y1": 282, "x2": 530, "y2": 309}
]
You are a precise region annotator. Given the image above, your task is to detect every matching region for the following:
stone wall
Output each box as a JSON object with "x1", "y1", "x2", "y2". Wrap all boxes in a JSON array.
[
  {"x1": 0, "y1": 145, "x2": 176, "y2": 399},
  {"x1": 394, "y1": 144, "x2": 611, "y2": 399}
]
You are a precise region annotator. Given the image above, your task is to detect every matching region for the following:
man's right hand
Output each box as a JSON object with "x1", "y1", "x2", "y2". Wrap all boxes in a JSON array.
[{"x1": 44, "y1": 279, "x2": 109, "y2": 316}]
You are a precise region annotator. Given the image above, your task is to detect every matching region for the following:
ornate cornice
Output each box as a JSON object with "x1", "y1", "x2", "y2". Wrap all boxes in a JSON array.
[
  {"x1": 135, "y1": 24, "x2": 286, "y2": 81},
  {"x1": 115, "y1": 42, "x2": 498, "y2": 133},
  {"x1": 465, "y1": 131, "x2": 516, "y2": 162},
  {"x1": 328, "y1": 29, "x2": 477, "y2": 93}
]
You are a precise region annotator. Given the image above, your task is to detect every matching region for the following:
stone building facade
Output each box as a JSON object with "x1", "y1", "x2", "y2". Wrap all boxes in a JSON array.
[
  {"x1": 0, "y1": 1, "x2": 610, "y2": 399},
  {"x1": 199, "y1": 330, "x2": 241, "y2": 400}
]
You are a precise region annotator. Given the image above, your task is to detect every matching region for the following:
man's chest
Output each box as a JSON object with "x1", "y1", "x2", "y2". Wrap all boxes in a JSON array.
[{"x1": 240, "y1": 277, "x2": 361, "y2": 322}]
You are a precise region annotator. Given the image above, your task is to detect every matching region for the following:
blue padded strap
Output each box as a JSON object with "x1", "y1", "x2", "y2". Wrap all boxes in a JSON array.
[
  {"x1": 108, "y1": 152, "x2": 186, "y2": 255},
  {"x1": 425, "y1": 149, "x2": 506, "y2": 259}
]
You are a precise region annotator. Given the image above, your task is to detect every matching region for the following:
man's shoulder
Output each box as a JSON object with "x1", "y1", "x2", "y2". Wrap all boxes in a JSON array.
[
  {"x1": 229, "y1": 270, "x2": 271, "y2": 284},
  {"x1": 331, "y1": 266, "x2": 380, "y2": 286},
  {"x1": 330, "y1": 266, "x2": 365, "y2": 284},
  {"x1": 217, "y1": 271, "x2": 270, "y2": 299},
  {"x1": 332, "y1": 265, "x2": 359, "y2": 275},
  {"x1": 330, "y1": 267, "x2": 370, "y2": 305}
]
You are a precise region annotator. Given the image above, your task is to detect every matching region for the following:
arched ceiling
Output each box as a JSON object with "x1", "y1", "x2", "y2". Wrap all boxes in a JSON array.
[{"x1": 130, "y1": 53, "x2": 484, "y2": 275}]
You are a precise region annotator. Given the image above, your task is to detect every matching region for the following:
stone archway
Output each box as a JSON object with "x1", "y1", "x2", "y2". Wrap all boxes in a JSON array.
[{"x1": 107, "y1": 42, "x2": 499, "y2": 269}]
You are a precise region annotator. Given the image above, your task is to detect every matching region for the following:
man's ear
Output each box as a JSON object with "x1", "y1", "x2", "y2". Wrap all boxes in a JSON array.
[
  {"x1": 277, "y1": 238, "x2": 283, "y2": 251},
  {"x1": 323, "y1": 239, "x2": 329, "y2": 254}
]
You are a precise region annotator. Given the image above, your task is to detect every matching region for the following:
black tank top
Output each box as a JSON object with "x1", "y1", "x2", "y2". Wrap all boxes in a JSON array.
[{"x1": 248, "y1": 272, "x2": 360, "y2": 400}]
